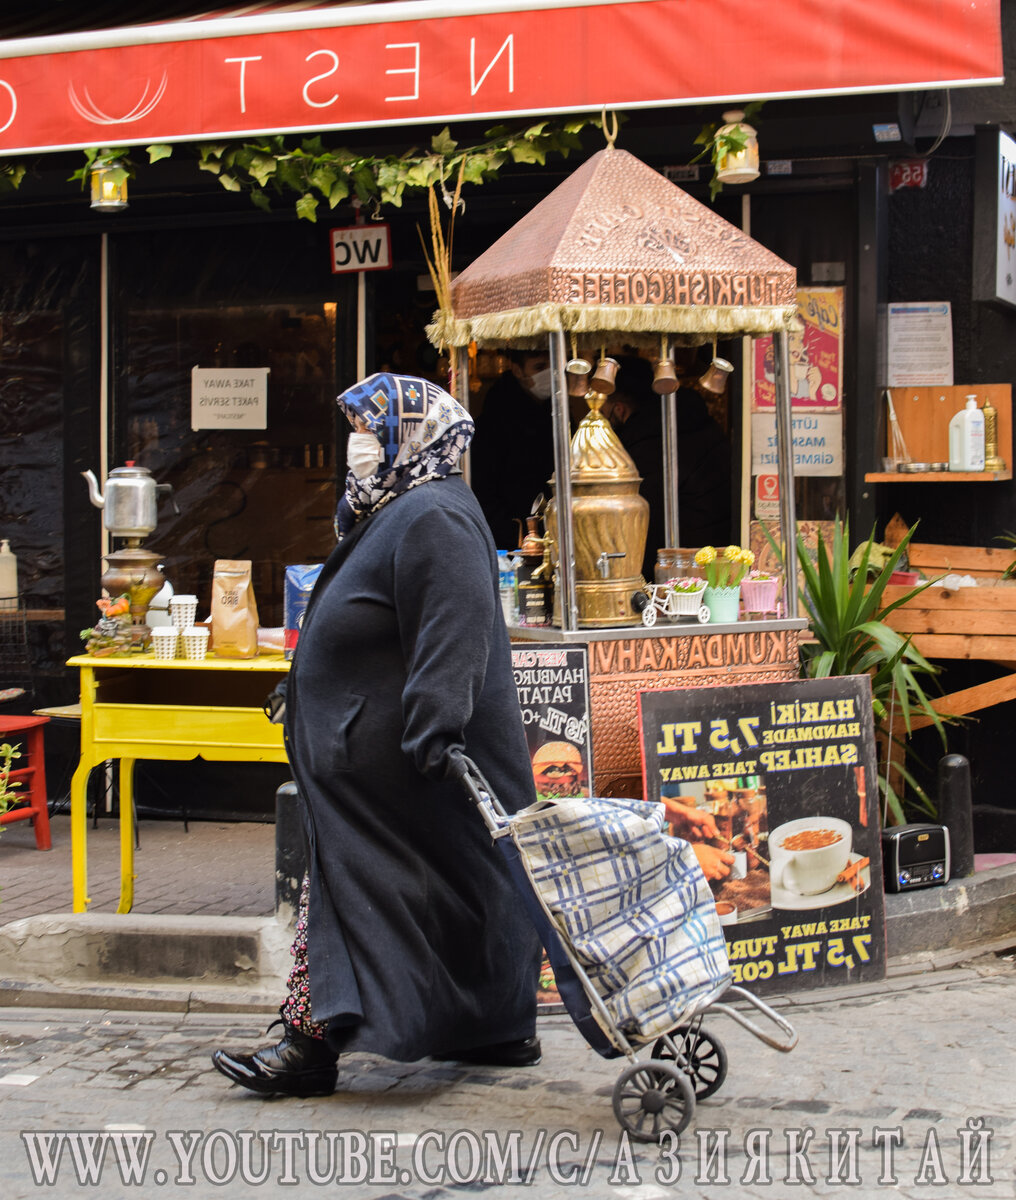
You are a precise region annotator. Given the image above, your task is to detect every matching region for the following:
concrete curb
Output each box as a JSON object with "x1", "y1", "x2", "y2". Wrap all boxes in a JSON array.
[
  {"x1": 1, "y1": 864, "x2": 1014, "y2": 1015},
  {"x1": 0, "y1": 912, "x2": 292, "y2": 1013},
  {"x1": 884, "y1": 861, "x2": 1016, "y2": 958}
]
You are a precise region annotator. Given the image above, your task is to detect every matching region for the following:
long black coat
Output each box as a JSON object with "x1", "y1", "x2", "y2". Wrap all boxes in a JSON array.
[{"x1": 285, "y1": 476, "x2": 541, "y2": 1061}]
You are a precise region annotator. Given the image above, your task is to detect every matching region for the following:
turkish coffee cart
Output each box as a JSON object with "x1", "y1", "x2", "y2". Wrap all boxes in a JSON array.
[{"x1": 430, "y1": 146, "x2": 809, "y2": 797}]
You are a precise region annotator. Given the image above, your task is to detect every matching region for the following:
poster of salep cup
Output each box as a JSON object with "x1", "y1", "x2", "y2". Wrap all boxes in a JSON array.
[{"x1": 638, "y1": 675, "x2": 886, "y2": 995}]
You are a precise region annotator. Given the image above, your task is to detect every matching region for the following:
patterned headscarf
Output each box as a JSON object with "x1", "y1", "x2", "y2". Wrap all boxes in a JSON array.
[{"x1": 334, "y1": 372, "x2": 474, "y2": 539}]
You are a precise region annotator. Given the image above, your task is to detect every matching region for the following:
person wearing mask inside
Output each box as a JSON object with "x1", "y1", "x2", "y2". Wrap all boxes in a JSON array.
[
  {"x1": 471, "y1": 350, "x2": 556, "y2": 549},
  {"x1": 212, "y1": 372, "x2": 543, "y2": 1098},
  {"x1": 604, "y1": 354, "x2": 732, "y2": 581}
]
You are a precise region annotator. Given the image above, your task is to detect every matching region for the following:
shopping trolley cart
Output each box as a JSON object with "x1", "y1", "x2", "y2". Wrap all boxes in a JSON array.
[{"x1": 453, "y1": 756, "x2": 797, "y2": 1143}]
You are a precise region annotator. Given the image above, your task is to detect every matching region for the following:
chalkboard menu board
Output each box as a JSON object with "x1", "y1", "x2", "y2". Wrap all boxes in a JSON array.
[
  {"x1": 511, "y1": 644, "x2": 593, "y2": 802},
  {"x1": 639, "y1": 676, "x2": 886, "y2": 995}
]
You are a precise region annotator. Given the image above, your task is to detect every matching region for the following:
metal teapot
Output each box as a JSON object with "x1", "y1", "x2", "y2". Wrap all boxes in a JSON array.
[{"x1": 82, "y1": 461, "x2": 175, "y2": 540}]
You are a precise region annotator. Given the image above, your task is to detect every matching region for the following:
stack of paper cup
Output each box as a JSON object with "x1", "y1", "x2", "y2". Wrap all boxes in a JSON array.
[
  {"x1": 150, "y1": 627, "x2": 179, "y2": 660},
  {"x1": 169, "y1": 593, "x2": 199, "y2": 629},
  {"x1": 181, "y1": 625, "x2": 210, "y2": 661}
]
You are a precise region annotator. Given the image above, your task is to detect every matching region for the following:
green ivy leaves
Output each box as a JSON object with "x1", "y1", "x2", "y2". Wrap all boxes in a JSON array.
[{"x1": 53, "y1": 116, "x2": 598, "y2": 223}]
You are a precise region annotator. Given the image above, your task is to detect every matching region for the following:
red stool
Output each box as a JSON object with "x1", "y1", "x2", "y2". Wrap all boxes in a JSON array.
[{"x1": 0, "y1": 714, "x2": 52, "y2": 850}]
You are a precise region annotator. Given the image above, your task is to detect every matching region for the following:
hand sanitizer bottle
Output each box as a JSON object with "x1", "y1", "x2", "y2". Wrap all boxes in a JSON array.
[{"x1": 948, "y1": 396, "x2": 985, "y2": 471}]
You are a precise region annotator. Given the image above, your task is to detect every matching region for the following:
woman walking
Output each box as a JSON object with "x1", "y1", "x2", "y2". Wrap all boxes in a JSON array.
[{"x1": 212, "y1": 372, "x2": 542, "y2": 1097}]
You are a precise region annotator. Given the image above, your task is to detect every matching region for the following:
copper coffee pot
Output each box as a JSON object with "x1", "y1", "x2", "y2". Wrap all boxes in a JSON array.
[{"x1": 698, "y1": 357, "x2": 734, "y2": 395}]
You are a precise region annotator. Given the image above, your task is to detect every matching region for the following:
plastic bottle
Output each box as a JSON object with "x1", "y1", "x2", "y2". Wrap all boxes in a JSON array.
[
  {"x1": 948, "y1": 395, "x2": 985, "y2": 472},
  {"x1": 496, "y1": 551, "x2": 518, "y2": 624},
  {"x1": 0, "y1": 539, "x2": 17, "y2": 609}
]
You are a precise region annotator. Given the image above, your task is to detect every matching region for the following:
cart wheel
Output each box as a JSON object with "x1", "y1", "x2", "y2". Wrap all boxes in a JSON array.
[
  {"x1": 642, "y1": 604, "x2": 658, "y2": 627},
  {"x1": 652, "y1": 1026, "x2": 728, "y2": 1100},
  {"x1": 611, "y1": 1059, "x2": 695, "y2": 1143},
  {"x1": 697, "y1": 604, "x2": 710, "y2": 624}
]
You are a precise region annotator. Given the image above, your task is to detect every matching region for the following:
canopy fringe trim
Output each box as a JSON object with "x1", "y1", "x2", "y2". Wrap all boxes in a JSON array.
[{"x1": 427, "y1": 303, "x2": 800, "y2": 349}]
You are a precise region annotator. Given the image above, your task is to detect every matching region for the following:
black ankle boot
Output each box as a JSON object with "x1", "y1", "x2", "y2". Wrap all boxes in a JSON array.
[{"x1": 212, "y1": 1020, "x2": 338, "y2": 1097}]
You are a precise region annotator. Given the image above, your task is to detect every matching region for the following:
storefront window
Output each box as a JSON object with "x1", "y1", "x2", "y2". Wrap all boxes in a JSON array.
[{"x1": 122, "y1": 302, "x2": 339, "y2": 627}]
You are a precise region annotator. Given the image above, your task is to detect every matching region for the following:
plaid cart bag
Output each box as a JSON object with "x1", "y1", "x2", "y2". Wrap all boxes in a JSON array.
[{"x1": 504, "y1": 794, "x2": 732, "y2": 1052}]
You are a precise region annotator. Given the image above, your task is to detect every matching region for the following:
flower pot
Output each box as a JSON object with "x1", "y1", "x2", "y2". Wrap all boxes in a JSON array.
[
  {"x1": 670, "y1": 585, "x2": 707, "y2": 620},
  {"x1": 741, "y1": 577, "x2": 780, "y2": 616},
  {"x1": 704, "y1": 585, "x2": 741, "y2": 624}
]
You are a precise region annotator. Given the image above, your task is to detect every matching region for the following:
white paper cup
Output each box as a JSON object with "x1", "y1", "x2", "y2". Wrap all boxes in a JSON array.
[
  {"x1": 150, "y1": 628, "x2": 179, "y2": 660},
  {"x1": 181, "y1": 625, "x2": 210, "y2": 661},
  {"x1": 715, "y1": 901, "x2": 738, "y2": 926},
  {"x1": 170, "y1": 594, "x2": 199, "y2": 629}
]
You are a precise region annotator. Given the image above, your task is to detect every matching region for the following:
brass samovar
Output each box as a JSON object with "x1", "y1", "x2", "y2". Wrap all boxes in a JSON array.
[{"x1": 545, "y1": 389, "x2": 648, "y2": 627}]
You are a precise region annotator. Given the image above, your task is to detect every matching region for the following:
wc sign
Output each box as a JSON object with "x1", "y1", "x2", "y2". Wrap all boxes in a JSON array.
[{"x1": 330, "y1": 223, "x2": 392, "y2": 274}]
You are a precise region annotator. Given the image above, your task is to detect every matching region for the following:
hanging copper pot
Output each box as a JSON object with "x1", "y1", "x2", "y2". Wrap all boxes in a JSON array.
[
  {"x1": 652, "y1": 356, "x2": 679, "y2": 394},
  {"x1": 566, "y1": 357, "x2": 592, "y2": 397},
  {"x1": 590, "y1": 357, "x2": 620, "y2": 395},
  {"x1": 698, "y1": 356, "x2": 734, "y2": 395}
]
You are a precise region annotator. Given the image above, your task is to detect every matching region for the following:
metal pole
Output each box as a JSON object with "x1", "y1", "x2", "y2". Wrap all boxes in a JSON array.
[
  {"x1": 772, "y1": 329, "x2": 798, "y2": 616},
  {"x1": 452, "y1": 345, "x2": 472, "y2": 488},
  {"x1": 99, "y1": 232, "x2": 110, "y2": 566},
  {"x1": 661, "y1": 390, "x2": 679, "y2": 549},
  {"x1": 549, "y1": 330, "x2": 577, "y2": 630}
]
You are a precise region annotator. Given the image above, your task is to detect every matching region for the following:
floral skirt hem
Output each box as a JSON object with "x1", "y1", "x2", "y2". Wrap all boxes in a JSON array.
[{"x1": 278, "y1": 873, "x2": 329, "y2": 1039}]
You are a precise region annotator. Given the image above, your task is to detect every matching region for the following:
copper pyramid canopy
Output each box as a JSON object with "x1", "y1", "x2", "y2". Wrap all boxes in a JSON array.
[{"x1": 429, "y1": 146, "x2": 797, "y2": 349}]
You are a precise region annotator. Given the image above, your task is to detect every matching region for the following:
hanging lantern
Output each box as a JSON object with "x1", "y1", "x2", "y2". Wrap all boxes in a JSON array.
[
  {"x1": 714, "y1": 110, "x2": 760, "y2": 185},
  {"x1": 90, "y1": 155, "x2": 129, "y2": 212}
]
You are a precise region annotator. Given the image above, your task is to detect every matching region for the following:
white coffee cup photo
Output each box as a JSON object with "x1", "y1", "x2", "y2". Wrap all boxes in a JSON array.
[{"x1": 769, "y1": 816, "x2": 852, "y2": 897}]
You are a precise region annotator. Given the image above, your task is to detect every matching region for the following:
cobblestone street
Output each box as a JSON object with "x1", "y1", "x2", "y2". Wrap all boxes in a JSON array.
[{"x1": 2, "y1": 954, "x2": 1015, "y2": 1199}]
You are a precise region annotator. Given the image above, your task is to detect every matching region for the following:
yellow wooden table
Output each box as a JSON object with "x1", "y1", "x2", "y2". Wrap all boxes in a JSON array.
[{"x1": 67, "y1": 652, "x2": 290, "y2": 913}]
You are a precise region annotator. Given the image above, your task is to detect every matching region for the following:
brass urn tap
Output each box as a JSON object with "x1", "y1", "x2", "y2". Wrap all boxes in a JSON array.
[{"x1": 545, "y1": 389, "x2": 649, "y2": 627}]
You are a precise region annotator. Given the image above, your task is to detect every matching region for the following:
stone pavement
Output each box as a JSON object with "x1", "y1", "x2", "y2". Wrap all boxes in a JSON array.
[
  {"x1": 0, "y1": 813, "x2": 275, "y2": 924},
  {"x1": 1, "y1": 954, "x2": 1015, "y2": 1200}
]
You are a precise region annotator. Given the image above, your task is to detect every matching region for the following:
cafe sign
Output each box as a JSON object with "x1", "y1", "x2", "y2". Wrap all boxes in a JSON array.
[
  {"x1": 191, "y1": 366, "x2": 268, "y2": 430},
  {"x1": 0, "y1": 0, "x2": 1001, "y2": 155},
  {"x1": 639, "y1": 676, "x2": 886, "y2": 996}
]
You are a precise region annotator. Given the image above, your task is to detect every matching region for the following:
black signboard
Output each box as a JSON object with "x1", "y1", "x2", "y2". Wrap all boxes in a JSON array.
[
  {"x1": 638, "y1": 676, "x2": 886, "y2": 995},
  {"x1": 511, "y1": 643, "x2": 593, "y2": 801}
]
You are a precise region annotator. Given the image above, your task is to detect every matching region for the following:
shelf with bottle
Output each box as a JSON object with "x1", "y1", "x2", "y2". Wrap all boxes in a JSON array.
[{"x1": 864, "y1": 384, "x2": 1012, "y2": 483}]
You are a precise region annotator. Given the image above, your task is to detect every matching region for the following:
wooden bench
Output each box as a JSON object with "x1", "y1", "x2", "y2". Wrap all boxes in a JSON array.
[{"x1": 882, "y1": 540, "x2": 1016, "y2": 728}]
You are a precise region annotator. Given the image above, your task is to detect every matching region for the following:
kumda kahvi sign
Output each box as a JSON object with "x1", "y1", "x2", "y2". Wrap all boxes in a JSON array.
[{"x1": 638, "y1": 676, "x2": 886, "y2": 996}]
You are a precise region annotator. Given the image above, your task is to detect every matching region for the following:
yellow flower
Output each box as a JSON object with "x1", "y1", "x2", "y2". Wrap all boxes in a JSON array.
[
  {"x1": 695, "y1": 546, "x2": 717, "y2": 566},
  {"x1": 724, "y1": 545, "x2": 741, "y2": 561},
  {"x1": 740, "y1": 548, "x2": 756, "y2": 566}
]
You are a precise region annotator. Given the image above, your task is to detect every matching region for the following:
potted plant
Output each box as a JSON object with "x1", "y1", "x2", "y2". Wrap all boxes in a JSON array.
[
  {"x1": 666, "y1": 575, "x2": 707, "y2": 620},
  {"x1": 694, "y1": 545, "x2": 755, "y2": 623},
  {"x1": 775, "y1": 519, "x2": 949, "y2": 824},
  {"x1": 0, "y1": 740, "x2": 22, "y2": 835},
  {"x1": 741, "y1": 568, "x2": 782, "y2": 617}
]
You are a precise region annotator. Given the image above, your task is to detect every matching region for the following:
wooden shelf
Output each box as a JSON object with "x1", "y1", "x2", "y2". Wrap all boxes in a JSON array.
[
  {"x1": 870, "y1": 384, "x2": 1012, "y2": 483},
  {"x1": 864, "y1": 468, "x2": 1012, "y2": 483}
]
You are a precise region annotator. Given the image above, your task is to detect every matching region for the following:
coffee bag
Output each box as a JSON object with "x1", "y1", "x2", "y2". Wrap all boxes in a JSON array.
[{"x1": 211, "y1": 559, "x2": 259, "y2": 658}]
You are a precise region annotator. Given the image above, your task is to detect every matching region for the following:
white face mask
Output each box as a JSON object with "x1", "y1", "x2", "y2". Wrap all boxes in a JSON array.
[
  {"x1": 528, "y1": 366, "x2": 553, "y2": 401},
  {"x1": 347, "y1": 431, "x2": 384, "y2": 479}
]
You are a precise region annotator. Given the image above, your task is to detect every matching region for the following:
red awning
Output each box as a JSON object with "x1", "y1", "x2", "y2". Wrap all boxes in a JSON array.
[{"x1": 0, "y1": 0, "x2": 1003, "y2": 155}]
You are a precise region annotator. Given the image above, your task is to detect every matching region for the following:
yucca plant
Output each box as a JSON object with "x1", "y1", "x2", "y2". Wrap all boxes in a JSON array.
[
  {"x1": 995, "y1": 530, "x2": 1016, "y2": 578},
  {"x1": 771, "y1": 519, "x2": 950, "y2": 824}
]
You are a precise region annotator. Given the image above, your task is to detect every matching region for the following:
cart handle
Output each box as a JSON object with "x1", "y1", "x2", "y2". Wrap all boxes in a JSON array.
[
  {"x1": 448, "y1": 752, "x2": 511, "y2": 824},
  {"x1": 707, "y1": 985, "x2": 799, "y2": 1053}
]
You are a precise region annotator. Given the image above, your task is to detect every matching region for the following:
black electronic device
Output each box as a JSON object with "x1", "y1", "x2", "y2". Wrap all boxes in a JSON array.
[{"x1": 881, "y1": 823, "x2": 950, "y2": 892}]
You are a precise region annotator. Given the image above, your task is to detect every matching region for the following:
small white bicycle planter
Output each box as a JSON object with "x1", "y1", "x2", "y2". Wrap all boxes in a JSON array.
[{"x1": 641, "y1": 584, "x2": 710, "y2": 627}]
